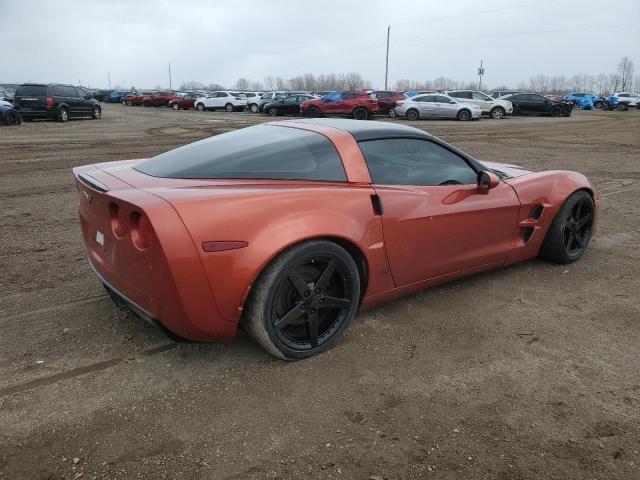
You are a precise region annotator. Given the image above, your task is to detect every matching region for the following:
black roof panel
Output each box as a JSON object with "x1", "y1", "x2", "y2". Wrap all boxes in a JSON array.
[{"x1": 289, "y1": 118, "x2": 431, "y2": 141}]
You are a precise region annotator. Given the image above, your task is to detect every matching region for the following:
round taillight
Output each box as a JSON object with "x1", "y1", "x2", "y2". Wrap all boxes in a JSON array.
[
  {"x1": 130, "y1": 211, "x2": 153, "y2": 250},
  {"x1": 109, "y1": 203, "x2": 128, "y2": 238}
]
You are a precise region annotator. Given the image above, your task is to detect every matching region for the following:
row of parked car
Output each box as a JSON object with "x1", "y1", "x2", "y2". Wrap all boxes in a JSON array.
[
  {"x1": 4, "y1": 83, "x2": 639, "y2": 123},
  {"x1": 114, "y1": 88, "x2": 581, "y2": 121},
  {"x1": 562, "y1": 91, "x2": 639, "y2": 110}
]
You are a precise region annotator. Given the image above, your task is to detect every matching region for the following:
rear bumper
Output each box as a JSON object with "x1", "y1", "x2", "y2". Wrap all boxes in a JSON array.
[{"x1": 16, "y1": 107, "x2": 57, "y2": 119}]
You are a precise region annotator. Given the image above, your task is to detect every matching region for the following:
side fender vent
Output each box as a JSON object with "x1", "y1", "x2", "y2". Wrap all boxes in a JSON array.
[
  {"x1": 531, "y1": 205, "x2": 544, "y2": 220},
  {"x1": 523, "y1": 227, "x2": 534, "y2": 243}
]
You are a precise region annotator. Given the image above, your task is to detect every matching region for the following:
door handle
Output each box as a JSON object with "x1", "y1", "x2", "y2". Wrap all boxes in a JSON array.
[{"x1": 370, "y1": 194, "x2": 384, "y2": 215}]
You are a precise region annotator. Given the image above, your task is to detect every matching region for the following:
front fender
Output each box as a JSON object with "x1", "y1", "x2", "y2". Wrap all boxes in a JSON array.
[{"x1": 504, "y1": 170, "x2": 599, "y2": 264}]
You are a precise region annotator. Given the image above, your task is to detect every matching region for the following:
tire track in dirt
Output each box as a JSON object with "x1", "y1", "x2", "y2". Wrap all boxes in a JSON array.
[{"x1": 0, "y1": 343, "x2": 177, "y2": 398}]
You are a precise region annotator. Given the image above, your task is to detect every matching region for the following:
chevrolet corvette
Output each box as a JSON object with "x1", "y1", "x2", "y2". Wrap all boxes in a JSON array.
[{"x1": 73, "y1": 119, "x2": 598, "y2": 360}]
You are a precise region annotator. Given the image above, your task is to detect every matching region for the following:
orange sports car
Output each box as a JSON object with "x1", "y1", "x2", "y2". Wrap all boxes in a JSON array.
[{"x1": 73, "y1": 119, "x2": 598, "y2": 360}]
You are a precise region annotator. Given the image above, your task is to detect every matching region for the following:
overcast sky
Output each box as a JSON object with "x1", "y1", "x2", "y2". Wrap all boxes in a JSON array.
[{"x1": 2, "y1": 0, "x2": 639, "y2": 89}]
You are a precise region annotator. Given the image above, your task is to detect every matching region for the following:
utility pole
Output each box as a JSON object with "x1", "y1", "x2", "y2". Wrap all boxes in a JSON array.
[
  {"x1": 478, "y1": 60, "x2": 485, "y2": 91},
  {"x1": 384, "y1": 25, "x2": 390, "y2": 90},
  {"x1": 168, "y1": 62, "x2": 172, "y2": 90},
  {"x1": 108, "y1": 72, "x2": 111, "y2": 89}
]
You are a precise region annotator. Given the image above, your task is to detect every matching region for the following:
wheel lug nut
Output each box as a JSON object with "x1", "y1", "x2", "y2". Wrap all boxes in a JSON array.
[
  {"x1": 304, "y1": 291, "x2": 310, "y2": 297},
  {"x1": 315, "y1": 288, "x2": 320, "y2": 294},
  {"x1": 319, "y1": 299, "x2": 324, "y2": 304},
  {"x1": 310, "y1": 308, "x2": 316, "y2": 314}
]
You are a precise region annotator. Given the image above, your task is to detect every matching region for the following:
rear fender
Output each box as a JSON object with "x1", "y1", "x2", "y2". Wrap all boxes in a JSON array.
[
  {"x1": 504, "y1": 170, "x2": 599, "y2": 265},
  {"x1": 163, "y1": 186, "x2": 394, "y2": 323}
]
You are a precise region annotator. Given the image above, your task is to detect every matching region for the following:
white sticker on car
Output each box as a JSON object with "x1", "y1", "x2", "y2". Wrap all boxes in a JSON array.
[{"x1": 96, "y1": 230, "x2": 105, "y2": 246}]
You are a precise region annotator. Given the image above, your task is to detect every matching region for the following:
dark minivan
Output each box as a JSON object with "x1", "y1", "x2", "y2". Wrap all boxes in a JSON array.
[{"x1": 13, "y1": 83, "x2": 102, "y2": 122}]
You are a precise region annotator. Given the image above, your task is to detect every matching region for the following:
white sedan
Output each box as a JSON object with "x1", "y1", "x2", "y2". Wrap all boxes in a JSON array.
[{"x1": 194, "y1": 91, "x2": 248, "y2": 112}]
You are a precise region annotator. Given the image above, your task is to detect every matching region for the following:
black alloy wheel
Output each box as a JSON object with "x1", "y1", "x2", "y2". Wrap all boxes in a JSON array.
[
  {"x1": 539, "y1": 191, "x2": 595, "y2": 264},
  {"x1": 406, "y1": 108, "x2": 419, "y2": 121},
  {"x1": 243, "y1": 241, "x2": 360, "y2": 360},
  {"x1": 306, "y1": 106, "x2": 320, "y2": 118}
]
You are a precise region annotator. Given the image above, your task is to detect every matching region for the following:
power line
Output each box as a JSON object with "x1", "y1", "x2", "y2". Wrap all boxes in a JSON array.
[
  {"x1": 396, "y1": 22, "x2": 640, "y2": 46},
  {"x1": 393, "y1": 0, "x2": 557, "y2": 26}
]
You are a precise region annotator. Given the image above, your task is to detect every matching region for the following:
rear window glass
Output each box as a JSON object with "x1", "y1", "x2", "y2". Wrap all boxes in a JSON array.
[
  {"x1": 136, "y1": 125, "x2": 347, "y2": 181},
  {"x1": 16, "y1": 85, "x2": 47, "y2": 96}
]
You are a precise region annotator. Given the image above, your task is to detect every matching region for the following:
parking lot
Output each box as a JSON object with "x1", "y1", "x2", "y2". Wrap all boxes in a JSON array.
[{"x1": 1, "y1": 105, "x2": 639, "y2": 479}]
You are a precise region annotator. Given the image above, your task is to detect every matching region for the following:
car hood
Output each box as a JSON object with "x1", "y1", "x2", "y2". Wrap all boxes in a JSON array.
[{"x1": 479, "y1": 160, "x2": 533, "y2": 178}]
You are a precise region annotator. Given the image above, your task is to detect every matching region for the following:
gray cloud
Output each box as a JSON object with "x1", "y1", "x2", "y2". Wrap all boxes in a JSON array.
[{"x1": 2, "y1": 0, "x2": 639, "y2": 89}]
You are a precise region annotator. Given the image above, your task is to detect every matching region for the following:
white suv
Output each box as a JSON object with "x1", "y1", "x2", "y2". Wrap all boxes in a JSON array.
[
  {"x1": 613, "y1": 92, "x2": 639, "y2": 107},
  {"x1": 194, "y1": 91, "x2": 248, "y2": 112},
  {"x1": 445, "y1": 90, "x2": 513, "y2": 119}
]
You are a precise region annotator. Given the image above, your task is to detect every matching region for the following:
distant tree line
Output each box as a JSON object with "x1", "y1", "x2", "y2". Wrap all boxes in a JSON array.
[{"x1": 165, "y1": 57, "x2": 637, "y2": 95}]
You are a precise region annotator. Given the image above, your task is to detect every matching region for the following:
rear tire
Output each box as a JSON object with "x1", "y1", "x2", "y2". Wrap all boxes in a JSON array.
[
  {"x1": 57, "y1": 107, "x2": 69, "y2": 122},
  {"x1": 456, "y1": 109, "x2": 472, "y2": 121},
  {"x1": 268, "y1": 106, "x2": 278, "y2": 116},
  {"x1": 120, "y1": 99, "x2": 126, "y2": 105},
  {"x1": 353, "y1": 107, "x2": 368, "y2": 120},
  {"x1": 126, "y1": 99, "x2": 132, "y2": 106},
  {"x1": 306, "y1": 106, "x2": 320, "y2": 118},
  {"x1": 242, "y1": 240, "x2": 360, "y2": 360},
  {"x1": 538, "y1": 191, "x2": 595, "y2": 264},
  {"x1": 406, "y1": 108, "x2": 419, "y2": 121},
  {"x1": 172, "y1": 103, "x2": 180, "y2": 110}
]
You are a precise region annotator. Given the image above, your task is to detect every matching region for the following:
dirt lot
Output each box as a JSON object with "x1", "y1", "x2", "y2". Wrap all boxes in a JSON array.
[{"x1": 1, "y1": 105, "x2": 639, "y2": 480}]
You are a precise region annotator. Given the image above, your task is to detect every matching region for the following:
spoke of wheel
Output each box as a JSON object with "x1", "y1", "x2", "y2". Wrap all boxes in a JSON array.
[
  {"x1": 566, "y1": 231, "x2": 576, "y2": 251},
  {"x1": 315, "y1": 259, "x2": 337, "y2": 290},
  {"x1": 321, "y1": 296, "x2": 351, "y2": 309},
  {"x1": 306, "y1": 313, "x2": 319, "y2": 348},
  {"x1": 274, "y1": 303, "x2": 305, "y2": 330},
  {"x1": 577, "y1": 213, "x2": 593, "y2": 227},
  {"x1": 575, "y1": 232, "x2": 585, "y2": 248},
  {"x1": 288, "y1": 272, "x2": 308, "y2": 298}
]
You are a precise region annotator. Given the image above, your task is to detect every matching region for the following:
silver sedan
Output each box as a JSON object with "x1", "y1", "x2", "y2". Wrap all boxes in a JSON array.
[{"x1": 394, "y1": 93, "x2": 481, "y2": 121}]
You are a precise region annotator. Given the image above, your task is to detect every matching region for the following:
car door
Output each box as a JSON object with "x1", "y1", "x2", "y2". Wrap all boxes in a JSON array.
[
  {"x1": 76, "y1": 87, "x2": 94, "y2": 115},
  {"x1": 359, "y1": 137, "x2": 520, "y2": 286},
  {"x1": 472, "y1": 91, "x2": 493, "y2": 113},
  {"x1": 279, "y1": 96, "x2": 297, "y2": 115},
  {"x1": 62, "y1": 86, "x2": 83, "y2": 116},
  {"x1": 509, "y1": 94, "x2": 528, "y2": 114},
  {"x1": 433, "y1": 94, "x2": 459, "y2": 118},
  {"x1": 412, "y1": 95, "x2": 437, "y2": 117}
]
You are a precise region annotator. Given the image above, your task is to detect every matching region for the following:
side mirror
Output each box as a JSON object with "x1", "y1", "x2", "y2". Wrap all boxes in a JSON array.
[{"x1": 477, "y1": 171, "x2": 500, "y2": 192}]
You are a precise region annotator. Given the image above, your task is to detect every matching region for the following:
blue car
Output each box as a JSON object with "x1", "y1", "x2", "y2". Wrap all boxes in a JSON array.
[
  {"x1": 108, "y1": 90, "x2": 131, "y2": 104},
  {"x1": 563, "y1": 92, "x2": 605, "y2": 110}
]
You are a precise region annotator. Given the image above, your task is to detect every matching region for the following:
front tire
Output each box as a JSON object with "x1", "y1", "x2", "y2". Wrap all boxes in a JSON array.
[
  {"x1": 490, "y1": 106, "x2": 505, "y2": 119},
  {"x1": 550, "y1": 106, "x2": 562, "y2": 117},
  {"x1": 172, "y1": 103, "x2": 180, "y2": 110},
  {"x1": 196, "y1": 103, "x2": 205, "y2": 112},
  {"x1": 91, "y1": 106, "x2": 101, "y2": 119},
  {"x1": 388, "y1": 108, "x2": 396, "y2": 118},
  {"x1": 225, "y1": 103, "x2": 234, "y2": 112},
  {"x1": 250, "y1": 104, "x2": 259, "y2": 113},
  {"x1": 120, "y1": 99, "x2": 126, "y2": 106},
  {"x1": 242, "y1": 240, "x2": 360, "y2": 360},
  {"x1": 539, "y1": 191, "x2": 595, "y2": 264}
]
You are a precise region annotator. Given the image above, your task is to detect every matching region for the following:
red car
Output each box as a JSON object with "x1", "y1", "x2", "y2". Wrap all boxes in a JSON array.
[
  {"x1": 168, "y1": 93, "x2": 200, "y2": 110},
  {"x1": 300, "y1": 91, "x2": 379, "y2": 120},
  {"x1": 125, "y1": 91, "x2": 156, "y2": 106},
  {"x1": 373, "y1": 90, "x2": 407, "y2": 117},
  {"x1": 73, "y1": 119, "x2": 598, "y2": 360},
  {"x1": 142, "y1": 91, "x2": 179, "y2": 107}
]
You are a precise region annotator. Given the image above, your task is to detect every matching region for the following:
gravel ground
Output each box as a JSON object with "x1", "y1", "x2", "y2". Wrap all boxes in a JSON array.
[{"x1": 0, "y1": 104, "x2": 639, "y2": 480}]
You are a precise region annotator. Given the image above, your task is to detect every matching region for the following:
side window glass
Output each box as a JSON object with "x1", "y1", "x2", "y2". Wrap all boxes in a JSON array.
[{"x1": 359, "y1": 139, "x2": 478, "y2": 186}]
